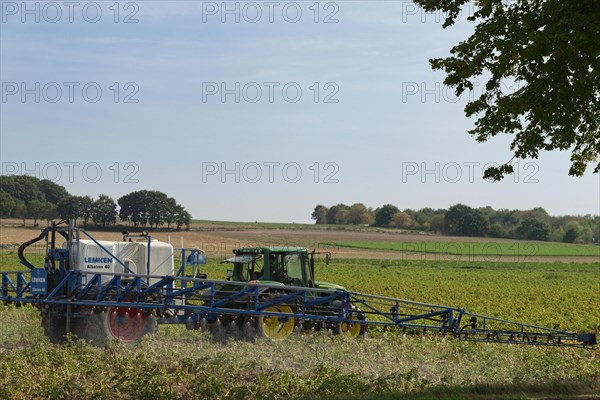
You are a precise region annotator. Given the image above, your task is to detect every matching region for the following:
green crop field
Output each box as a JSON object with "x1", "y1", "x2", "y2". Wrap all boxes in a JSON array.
[
  {"x1": 328, "y1": 240, "x2": 600, "y2": 257},
  {"x1": 0, "y1": 250, "x2": 599, "y2": 399}
]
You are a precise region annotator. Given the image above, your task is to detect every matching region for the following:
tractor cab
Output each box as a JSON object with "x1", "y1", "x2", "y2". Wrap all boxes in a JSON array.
[{"x1": 223, "y1": 247, "x2": 314, "y2": 287}]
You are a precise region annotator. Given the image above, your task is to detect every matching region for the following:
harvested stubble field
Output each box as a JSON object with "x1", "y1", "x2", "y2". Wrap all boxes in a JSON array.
[{"x1": 0, "y1": 221, "x2": 599, "y2": 399}]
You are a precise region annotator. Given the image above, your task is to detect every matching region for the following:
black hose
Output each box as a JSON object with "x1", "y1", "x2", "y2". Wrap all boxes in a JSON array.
[{"x1": 17, "y1": 228, "x2": 50, "y2": 270}]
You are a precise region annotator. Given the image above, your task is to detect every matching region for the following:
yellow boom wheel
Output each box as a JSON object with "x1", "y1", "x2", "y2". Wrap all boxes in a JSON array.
[
  {"x1": 340, "y1": 315, "x2": 363, "y2": 338},
  {"x1": 334, "y1": 306, "x2": 367, "y2": 339},
  {"x1": 258, "y1": 305, "x2": 295, "y2": 341}
]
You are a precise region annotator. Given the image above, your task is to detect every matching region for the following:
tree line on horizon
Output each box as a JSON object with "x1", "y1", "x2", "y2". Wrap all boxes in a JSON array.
[
  {"x1": 0, "y1": 175, "x2": 192, "y2": 230},
  {"x1": 311, "y1": 203, "x2": 600, "y2": 244}
]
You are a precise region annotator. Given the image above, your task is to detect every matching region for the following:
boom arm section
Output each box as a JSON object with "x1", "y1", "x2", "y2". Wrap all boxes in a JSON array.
[{"x1": 348, "y1": 292, "x2": 596, "y2": 348}]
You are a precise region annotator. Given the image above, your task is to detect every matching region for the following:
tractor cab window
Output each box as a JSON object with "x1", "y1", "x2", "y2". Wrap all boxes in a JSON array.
[
  {"x1": 270, "y1": 252, "x2": 310, "y2": 286},
  {"x1": 222, "y1": 254, "x2": 263, "y2": 282},
  {"x1": 283, "y1": 254, "x2": 305, "y2": 286},
  {"x1": 269, "y1": 253, "x2": 284, "y2": 282}
]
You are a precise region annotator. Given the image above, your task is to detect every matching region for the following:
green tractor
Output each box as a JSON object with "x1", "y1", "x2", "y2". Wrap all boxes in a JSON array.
[{"x1": 213, "y1": 246, "x2": 367, "y2": 341}]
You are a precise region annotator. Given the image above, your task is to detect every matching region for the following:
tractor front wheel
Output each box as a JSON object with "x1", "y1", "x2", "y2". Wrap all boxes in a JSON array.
[{"x1": 257, "y1": 305, "x2": 295, "y2": 341}]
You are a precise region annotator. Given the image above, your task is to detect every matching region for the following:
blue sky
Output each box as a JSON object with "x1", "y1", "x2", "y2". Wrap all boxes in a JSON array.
[{"x1": 1, "y1": 1, "x2": 598, "y2": 223}]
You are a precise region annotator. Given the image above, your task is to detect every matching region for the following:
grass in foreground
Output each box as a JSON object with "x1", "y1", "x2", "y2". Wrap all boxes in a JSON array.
[{"x1": 0, "y1": 304, "x2": 598, "y2": 400}]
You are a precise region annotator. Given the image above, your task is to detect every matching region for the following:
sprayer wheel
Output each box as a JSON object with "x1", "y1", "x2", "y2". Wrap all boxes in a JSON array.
[
  {"x1": 333, "y1": 307, "x2": 367, "y2": 339},
  {"x1": 106, "y1": 306, "x2": 152, "y2": 342},
  {"x1": 76, "y1": 307, "x2": 156, "y2": 346}
]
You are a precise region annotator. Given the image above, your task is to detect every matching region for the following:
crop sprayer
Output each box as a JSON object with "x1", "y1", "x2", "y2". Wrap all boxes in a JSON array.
[{"x1": 1, "y1": 221, "x2": 596, "y2": 348}]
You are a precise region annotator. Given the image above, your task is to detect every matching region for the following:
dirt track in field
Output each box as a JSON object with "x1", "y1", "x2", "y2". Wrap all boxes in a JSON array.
[{"x1": 2, "y1": 222, "x2": 598, "y2": 263}]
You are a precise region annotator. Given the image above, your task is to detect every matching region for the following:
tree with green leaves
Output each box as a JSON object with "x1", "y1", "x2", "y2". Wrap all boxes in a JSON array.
[
  {"x1": 58, "y1": 196, "x2": 78, "y2": 223},
  {"x1": 404, "y1": 208, "x2": 432, "y2": 230},
  {"x1": 462, "y1": 210, "x2": 489, "y2": 236},
  {"x1": 374, "y1": 204, "x2": 400, "y2": 227},
  {"x1": 413, "y1": 0, "x2": 600, "y2": 179},
  {"x1": 0, "y1": 175, "x2": 45, "y2": 204},
  {"x1": 311, "y1": 205, "x2": 329, "y2": 224},
  {"x1": 489, "y1": 223, "x2": 507, "y2": 238},
  {"x1": 163, "y1": 197, "x2": 178, "y2": 229},
  {"x1": 577, "y1": 225, "x2": 593, "y2": 243},
  {"x1": 335, "y1": 209, "x2": 350, "y2": 224},
  {"x1": 326, "y1": 204, "x2": 350, "y2": 225},
  {"x1": 78, "y1": 196, "x2": 94, "y2": 225},
  {"x1": 515, "y1": 217, "x2": 550, "y2": 241},
  {"x1": 347, "y1": 203, "x2": 374, "y2": 225},
  {"x1": 43, "y1": 203, "x2": 59, "y2": 223},
  {"x1": 57, "y1": 196, "x2": 88, "y2": 224},
  {"x1": 0, "y1": 190, "x2": 16, "y2": 217},
  {"x1": 92, "y1": 195, "x2": 117, "y2": 226},
  {"x1": 489, "y1": 209, "x2": 521, "y2": 231},
  {"x1": 444, "y1": 204, "x2": 471, "y2": 235},
  {"x1": 118, "y1": 190, "x2": 190, "y2": 229},
  {"x1": 118, "y1": 191, "x2": 148, "y2": 227},
  {"x1": 38, "y1": 179, "x2": 69, "y2": 205},
  {"x1": 562, "y1": 226, "x2": 579, "y2": 243},
  {"x1": 174, "y1": 205, "x2": 192, "y2": 230},
  {"x1": 14, "y1": 201, "x2": 27, "y2": 225},
  {"x1": 27, "y1": 200, "x2": 47, "y2": 226},
  {"x1": 146, "y1": 191, "x2": 171, "y2": 228},
  {"x1": 444, "y1": 204, "x2": 489, "y2": 236},
  {"x1": 430, "y1": 214, "x2": 445, "y2": 233},
  {"x1": 592, "y1": 217, "x2": 600, "y2": 243},
  {"x1": 390, "y1": 212, "x2": 412, "y2": 229}
]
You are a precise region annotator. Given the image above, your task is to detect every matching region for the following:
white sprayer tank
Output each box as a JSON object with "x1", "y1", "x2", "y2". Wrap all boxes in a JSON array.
[{"x1": 70, "y1": 239, "x2": 174, "y2": 284}]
